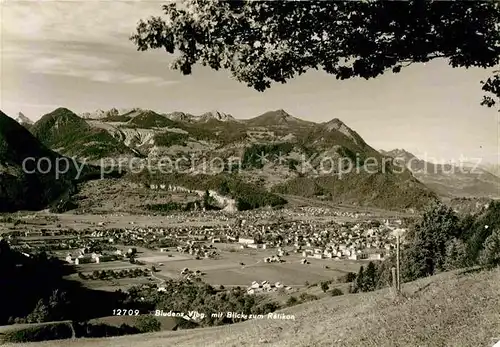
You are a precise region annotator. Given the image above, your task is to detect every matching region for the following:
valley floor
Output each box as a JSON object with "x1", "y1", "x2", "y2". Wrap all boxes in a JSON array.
[{"x1": 10, "y1": 267, "x2": 500, "y2": 347}]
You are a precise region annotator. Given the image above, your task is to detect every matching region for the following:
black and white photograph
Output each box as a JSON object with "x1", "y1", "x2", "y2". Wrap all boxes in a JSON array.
[{"x1": 0, "y1": 1, "x2": 499, "y2": 346}]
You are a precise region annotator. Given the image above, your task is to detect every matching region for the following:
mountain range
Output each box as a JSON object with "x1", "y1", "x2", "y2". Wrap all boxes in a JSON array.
[
  {"x1": 5, "y1": 106, "x2": 497, "y2": 212},
  {"x1": 79, "y1": 108, "x2": 237, "y2": 124},
  {"x1": 380, "y1": 149, "x2": 500, "y2": 199}
]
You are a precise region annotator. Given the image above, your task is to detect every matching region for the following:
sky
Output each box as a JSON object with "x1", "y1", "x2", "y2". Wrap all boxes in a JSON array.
[{"x1": 1, "y1": 0, "x2": 499, "y2": 165}]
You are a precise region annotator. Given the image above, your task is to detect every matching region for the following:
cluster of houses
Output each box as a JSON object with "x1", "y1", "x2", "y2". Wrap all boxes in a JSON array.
[
  {"x1": 264, "y1": 255, "x2": 284, "y2": 263},
  {"x1": 176, "y1": 242, "x2": 219, "y2": 259},
  {"x1": 3, "y1": 205, "x2": 407, "y2": 270},
  {"x1": 300, "y1": 247, "x2": 383, "y2": 261},
  {"x1": 227, "y1": 219, "x2": 404, "y2": 262},
  {"x1": 246, "y1": 280, "x2": 293, "y2": 294},
  {"x1": 64, "y1": 247, "x2": 136, "y2": 265}
]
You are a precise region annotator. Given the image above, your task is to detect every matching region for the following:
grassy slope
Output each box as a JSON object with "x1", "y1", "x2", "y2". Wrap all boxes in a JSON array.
[{"x1": 16, "y1": 268, "x2": 500, "y2": 347}]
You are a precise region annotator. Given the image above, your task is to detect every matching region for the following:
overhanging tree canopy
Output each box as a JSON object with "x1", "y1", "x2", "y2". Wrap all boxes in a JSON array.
[{"x1": 131, "y1": 0, "x2": 500, "y2": 109}]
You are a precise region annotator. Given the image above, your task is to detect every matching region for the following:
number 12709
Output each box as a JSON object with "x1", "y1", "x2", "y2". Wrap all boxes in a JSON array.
[{"x1": 112, "y1": 309, "x2": 140, "y2": 316}]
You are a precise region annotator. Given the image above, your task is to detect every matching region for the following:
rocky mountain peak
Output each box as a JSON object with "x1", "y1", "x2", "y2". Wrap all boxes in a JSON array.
[
  {"x1": 382, "y1": 148, "x2": 418, "y2": 161},
  {"x1": 15, "y1": 112, "x2": 33, "y2": 125},
  {"x1": 198, "y1": 111, "x2": 235, "y2": 122},
  {"x1": 323, "y1": 118, "x2": 364, "y2": 146}
]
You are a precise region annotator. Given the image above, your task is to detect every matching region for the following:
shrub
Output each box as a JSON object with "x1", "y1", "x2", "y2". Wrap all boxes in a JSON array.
[
  {"x1": 443, "y1": 238, "x2": 468, "y2": 270},
  {"x1": 135, "y1": 315, "x2": 161, "y2": 333},
  {"x1": 479, "y1": 229, "x2": 500, "y2": 269},
  {"x1": 49, "y1": 199, "x2": 78, "y2": 213},
  {"x1": 330, "y1": 288, "x2": 344, "y2": 296},
  {"x1": 466, "y1": 201, "x2": 500, "y2": 263},
  {"x1": 1, "y1": 322, "x2": 74, "y2": 343},
  {"x1": 73, "y1": 322, "x2": 139, "y2": 338},
  {"x1": 153, "y1": 132, "x2": 189, "y2": 147},
  {"x1": 402, "y1": 203, "x2": 461, "y2": 280},
  {"x1": 286, "y1": 296, "x2": 299, "y2": 306},
  {"x1": 320, "y1": 281, "x2": 329, "y2": 293},
  {"x1": 298, "y1": 293, "x2": 318, "y2": 303},
  {"x1": 241, "y1": 142, "x2": 295, "y2": 169},
  {"x1": 337, "y1": 272, "x2": 356, "y2": 283}
]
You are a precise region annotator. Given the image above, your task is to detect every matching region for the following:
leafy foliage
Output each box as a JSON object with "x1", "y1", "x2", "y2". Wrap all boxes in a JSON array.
[
  {"x1": 242, "y1": 142, "x2": 295, "y2": 169},
  {"x1": 285, "y1": 296, "x2": 299, "y2": 307},
  {"x1": 272, "y1": 171, "x2": 437, "y2": 211},
  {"x1": 481, "y1": 70, "x2": 500, "y2": 110},
  {"x1": 443, "y1": 238, "x2": 468, "y2": 271},
  {"x1": 131, "y1": 1, "x2": 500, "y2": 109},
  {"x1": 479, "y1": 229, "x2": 500, "y2": 269},
  {"x1": 135, "y1": 316, "x2": 161, "y2": 333},
  {"x1": 123, "y1": 280, "x2": 280, "y2": 327},
  {"x1": 0, "y1": 322, "x2": 74, "y2": 343},
  {"x1": 128, "y1": 172, "x2": 287, "y2": 211},
  {"x1": 357, "y1": 202, "x2": 500, "y2": 294},
  {"x1": 73, "y1": 321, "x2": 140, "y2": 338},
  {"x1": 402, "y1": 203, "x2": 461, "y2": 280},
  {"x1": 298, "y1": 293, "x2": 319, "y2": 303},
  {"x1": 337, "y1": 272, "x2": 356, "y2": 283},
  {"x1": 352, "y1": 264, "x2": 379, "y2": 293},
  {"x1": 146, "y1": 202, "x2": 190, "y2": 212},
  {"x1": 320, "y1": 281, "x2": 329, "y2": 293},
  {"x1": 330, "y1": 288, "x2": 344, "y2": 297},
  {"x1": 175, "y1": 123, "x2": 217, "y2": 142},
  {"x1": 153, "y1": 131, "x2": 189, "y2": 147},
  {"x1": 231, "y1": 180, "x2": 287, "y2": 210},
  {"x1": 465, "y1": 201, "x2": 500, "y2": 263},
  {"x1": 49, "y1": 198, "x2": 78, "y2": 213},
  {"x1": 24, "y1": 290, "x2": 70, "y2": 324}
]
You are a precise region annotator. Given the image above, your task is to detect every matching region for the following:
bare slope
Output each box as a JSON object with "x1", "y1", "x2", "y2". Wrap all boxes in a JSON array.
[{"x1": 17, "y1": 268, "x2": 500, "y2": 347}]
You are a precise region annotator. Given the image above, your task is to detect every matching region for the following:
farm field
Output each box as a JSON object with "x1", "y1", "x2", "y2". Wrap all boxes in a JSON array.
[
  {"x1": 196, "y1": 256, "x2": 362, "y2": 287},
  {"x1": 137, "y1": 254, "x2": 191, "y2": 263},
  {"x1": 145, "y1": 245, "x2": 362, "y2": 287},
  {"x1": 199, "y1": 263, "x2": 342, "y2": 286},
  {"x1": 135, "y1": 246, "x2": 192, "y2": 263},
  {"x1": 48, "y1": 213, "x2": 233, "y2": 230},
  {"x1": 74, "y1": 260, "x2": 143, "y2": 272},
  {"x1": 65, "y1": 274, "x2": 153, "y2": 292},
  {"x1": 1, "y1": 197, "x2": 408, "y2": 233}
]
